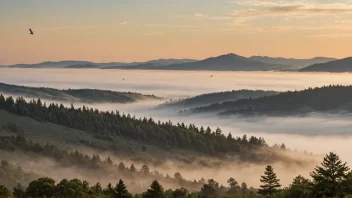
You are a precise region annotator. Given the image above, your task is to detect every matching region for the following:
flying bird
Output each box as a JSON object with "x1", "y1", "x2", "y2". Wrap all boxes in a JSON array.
[{"x1": 29, "y1": 28, "x2": 34, "y2": 35}]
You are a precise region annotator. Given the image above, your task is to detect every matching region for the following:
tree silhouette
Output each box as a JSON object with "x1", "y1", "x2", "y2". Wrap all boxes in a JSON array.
[
  {"x1": 0, "y1": 185, "x2": 12, "y2": 198},
  {"x1": 142, "y1": 180, "x2": 164, "y2": 198},
  {"x1": 258, "y1": 165, "x2": 281, "y2": 195},
  {"x1": 311, "y1": 152, "x2": 350, "y2": 197},
  {"x1": 115, "y1": 179, "x2": 132, "y2": 198}
]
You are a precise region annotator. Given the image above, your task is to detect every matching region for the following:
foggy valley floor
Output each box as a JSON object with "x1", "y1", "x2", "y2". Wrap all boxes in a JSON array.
[{"x1": 1, "y1": 68, "x2": 352, "y2": 194}]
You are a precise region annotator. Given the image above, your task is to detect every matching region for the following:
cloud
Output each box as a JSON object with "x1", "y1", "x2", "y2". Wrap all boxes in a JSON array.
[
  {"x1": 120, "y1": 21, "x2": 128, "y2": 25},
  {"x1": 194, "y1": 13, "x2": 208, "y2": 17},
  {"x1": 231, "y1": 5, "x2": 352, "y2": 19}
]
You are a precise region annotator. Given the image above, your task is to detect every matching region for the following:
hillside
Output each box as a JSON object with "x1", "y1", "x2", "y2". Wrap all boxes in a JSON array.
[
  {"x1": 151, "y1": 54, "x2": 296, "y2": 71},
  {"x1": 159, "y1": 90, "x2": 279, "y2": 109},
  {"x1": 64, "y1": 63, "x2": 101, "y2": 68},
  {"x1": 105, "y1": 63, "x2": 160, "y2": 70},
  {"x1": 249, "y1": 56, "x2": 336, "y2": 68},
  {"x1": 0, "y1": 82, "x2": 160, "y2": 103},
  {"x1": 188, "y1": 85, "x2": 352, "y2": 116},
  {"x1": 300, "y1": 57, "x2": 352, "y2": 72},
  {"x1": 0, "y1": 94, "x2": 285, "y2": 163}
]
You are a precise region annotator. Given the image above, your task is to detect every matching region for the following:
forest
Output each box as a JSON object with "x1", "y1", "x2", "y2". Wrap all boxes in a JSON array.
[
  {"x1": 0, "y1": 93, "x2": 284, "y2": 163},
  {"x1": 0, "y1": 152, "x2": 351, "y2": 198},
  {"x1": 189, "y1": 85, "x2": 352, "y2": 116},
  {"x1": 159, "y1": 90, "x2": 278, "y2": 109},
  {"x1": 0, "y1": 82, "x2": 159, "y2": 104}
]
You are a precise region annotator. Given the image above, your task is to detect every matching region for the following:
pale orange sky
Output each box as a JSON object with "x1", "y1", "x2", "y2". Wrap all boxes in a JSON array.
[{"x1": 2, "y1": 0, "x2": 352, "y2": 64}]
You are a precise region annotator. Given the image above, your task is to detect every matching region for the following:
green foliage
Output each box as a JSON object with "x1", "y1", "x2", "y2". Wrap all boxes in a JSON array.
[
  {"x1": 12, "y1": 183, "x2": 25, "y2": 198},
  {"x1": 0, "y1": 94, "x2": 269, "y2": 162},
  {"x1": 191, "y1": 85, "x2": 352, "y2": 116},
  {"x1": 0, "y1": 82, "x2": 159, "y2": 104},
  {"x1": 0, "y1": 159, "x2": 38, "y2": 189},
  {"x1": 162, "y1": 89, "x2": 279, "y2": 109},
  {"x1": 227, "y1": 177, "x2": 241, "y2": 195},
  {"x1": 310, "y1": 152, "x2": 350, "y2": 197},
  {"x1": 142, "y1": 180, "x2": 164, "y2": 198},
  {"x1": 115, "y1": 179, "x2": 133, "y2": 198},
  {"x1": 25, "y1": 177, "x2": 56, "y2": 198},
  {"x1": 0, "y1": 185, "x2": 12, "y2": 198},
  {"x1": 258, "y1": 165, "x2": 281, "y2": 196},
  {"x1": 200, "y1": 179, "x2": 219, "y2": 198}
]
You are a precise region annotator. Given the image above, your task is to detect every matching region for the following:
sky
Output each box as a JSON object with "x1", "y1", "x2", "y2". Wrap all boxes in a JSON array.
[{"x1": 1, "y1": 0, "x2": 352, "y2": 64}]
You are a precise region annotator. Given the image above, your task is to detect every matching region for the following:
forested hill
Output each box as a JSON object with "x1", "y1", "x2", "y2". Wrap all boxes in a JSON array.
[
  {"x1": 0, "y1": 94, "x2": 281, "y2": 162},
  {"x1": 300, "y1": 57, "x2": 352, "y2": 72},
  {"x1": 0, "y1": 83, "x2": 160, "y2": 103},
  {"x1": 159, "y1": 90, "x2": 279, "y2": 109},
  {"x1": 188, "y1": 85, "x2": 352, "y2": 116}
]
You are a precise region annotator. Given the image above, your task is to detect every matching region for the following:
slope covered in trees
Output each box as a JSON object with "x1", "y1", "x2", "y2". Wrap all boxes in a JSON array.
[
  {"x1": 188, "y1": 85, "x2": 352, "y2": 116},
  {"x1": 0, "y1": 135, "x2": 208, "y2": 192},
  {"x1": 0, "y1": 83, "x2": 160, "y2": 103},
  {"x1": 159, "y1": 90, "x2": 279, "y2": 109},
  {"x1": 300, "y1": 57, "x2": 352, "y2": 72},
  {"x1": 249, "y1": 56, "x2": 336, "y2": 68},
  {"x1": 1, "y1": 152, "x2": 352, "y2": 197},
  {"x1": 0, "y1": 93, "x2": 288, "y2": 163}
]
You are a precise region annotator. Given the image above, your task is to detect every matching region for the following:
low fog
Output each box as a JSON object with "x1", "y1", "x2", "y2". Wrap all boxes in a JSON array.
[{"x1": 1, "y1": 68, "x2": 352, "y2": 190}]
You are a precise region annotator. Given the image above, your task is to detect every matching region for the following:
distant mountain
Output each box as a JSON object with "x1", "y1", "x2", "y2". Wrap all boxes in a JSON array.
[
  {"x1": 0, "y1": 82, "x2": 160, "y2": 103},
  {"x1": 65, "y1": 63, "x2": 100, "y2": 68},
  {"x1": 249, "y1": 56, "x2": 336, "y2": 68},
  {"x1": 7, "y1": 59, "x2": 197, "y2": 69},
  {"x1": 151, "y1": 54, "x2": 296, "y2": 71},
  {"x1": 9, "y1": 61, "x2": 94, "y2": 68},
  {"x1": 105, "y1": 63, "x2": 160, "y2": 70},
  {"x1": 103, "y1": 59, "x2": 198, "y2": 69},
  {"x1": 187, "y1": 85, "x2": 352, "y2": 116},
  {"x1": 159, "y1": 90, "x2": 279, "y2": 109},
  {"x1": 146, "y1": 59, "x2": 197, "y2": 66},
  {"x1": 300, "y1": 57, "x2": 352, "y2": 72}
]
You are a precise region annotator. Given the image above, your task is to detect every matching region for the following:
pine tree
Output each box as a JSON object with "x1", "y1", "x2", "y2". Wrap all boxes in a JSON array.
[
  {"x1": 310, "y1": 152, "x2": 350, "y2": 197},
  {"x1": 142, "y1": 180, "x2": 164, "y2": 198},
  {"x1": 227, "y1": 177, "x2": 240, "y2": 195},
  {"x1": 258, "y1": 165, "x2": 281, "y2": 195},
  {"x1": 115, "y1": 179, "x2": 132, "y2": 198}
]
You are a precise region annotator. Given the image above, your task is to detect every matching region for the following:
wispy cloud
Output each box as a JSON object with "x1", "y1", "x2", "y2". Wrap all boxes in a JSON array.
[
  {"x1": 120, "y1": 21, "x2": 128, "y2": 25},
  {"x1": 194, "y1": 13, "x2": 208, "y2": 17},
  {"x1": 230, "y1": 0, "x2": 352, "y2": 22},
  {"x1": 231, "y1": 5, "x2": 352, "y2": 19}
]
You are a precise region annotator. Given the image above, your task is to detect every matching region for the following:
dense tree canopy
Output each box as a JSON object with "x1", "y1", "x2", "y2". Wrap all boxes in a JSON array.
[
  {"x1": 0, "y1": 94, "x2": 270, "y2": 162},
  {"x1": 191, "y1": 85, "x2": 352, "y2": 116}
]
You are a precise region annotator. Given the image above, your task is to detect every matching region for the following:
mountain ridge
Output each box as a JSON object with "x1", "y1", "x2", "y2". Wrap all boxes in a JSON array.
[{"x1": 300, "y1": 57, "x2": 352, "y2": 72}]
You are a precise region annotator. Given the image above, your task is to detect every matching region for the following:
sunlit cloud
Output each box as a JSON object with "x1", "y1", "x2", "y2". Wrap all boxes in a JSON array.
[{"x1": 120, "y1": 21, "x2": 128, "y2": 25}]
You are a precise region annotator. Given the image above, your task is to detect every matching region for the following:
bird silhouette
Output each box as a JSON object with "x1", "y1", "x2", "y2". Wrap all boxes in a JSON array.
[{"x1": 29, "y1": 28, "x2": 34, "y2": 35}]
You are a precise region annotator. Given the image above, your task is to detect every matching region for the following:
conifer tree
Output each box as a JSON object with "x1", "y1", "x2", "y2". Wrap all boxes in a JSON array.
[
  {"x1": 258, "y1": 165, "x2": 281, "y2": 195},
  {"x1": 311, "y1": 152, "x2": 350, "y2": 197},
  {"x1": 142, "y1": 180, "x2": 164, "y2": 198},
  {"x1": 115, "y1": 179, "x2": 132, "y2": 198}
]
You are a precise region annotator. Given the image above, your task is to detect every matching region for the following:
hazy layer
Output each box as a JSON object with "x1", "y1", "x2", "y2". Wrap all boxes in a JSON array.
[
  {"x1": 1, "y1": 68, "x2": 352, "y2": 187},
  {"x1": 2, "y1": 68, "x2": 352, "y2": 97}
]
